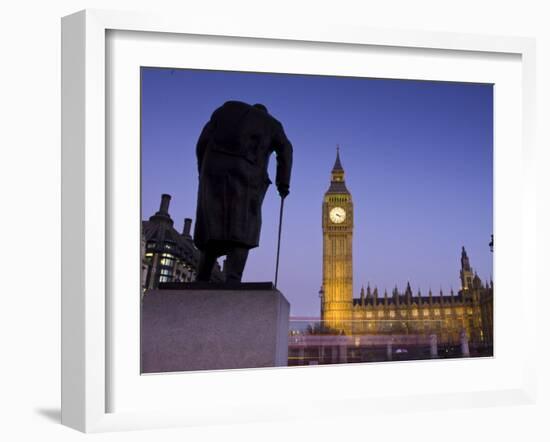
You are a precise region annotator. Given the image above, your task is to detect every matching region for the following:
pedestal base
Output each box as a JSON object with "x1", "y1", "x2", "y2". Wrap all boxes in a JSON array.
[{"x1": 141, "y1": 288, "x2": 290, "y2": 373}]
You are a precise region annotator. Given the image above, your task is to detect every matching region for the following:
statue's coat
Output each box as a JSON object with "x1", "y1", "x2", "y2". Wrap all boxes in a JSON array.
[{"x1": 193, "y1": 101, "x2": 293, "y2": 251}]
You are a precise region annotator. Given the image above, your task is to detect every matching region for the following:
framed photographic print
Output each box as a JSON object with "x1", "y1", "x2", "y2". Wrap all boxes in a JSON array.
[
  {"x1": 61, "y1": 9, "x2": 537, "y2": 433},
  {"x1": 140, "y1": 67, "x2": 494, "y2": 374}
]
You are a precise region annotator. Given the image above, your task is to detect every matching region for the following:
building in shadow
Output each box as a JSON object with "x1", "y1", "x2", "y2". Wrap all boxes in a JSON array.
[{"x1": 141, "y1": 194, "x2": 223, "y2": 293}]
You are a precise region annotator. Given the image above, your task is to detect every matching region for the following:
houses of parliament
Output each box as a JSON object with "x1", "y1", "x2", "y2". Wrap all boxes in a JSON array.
[{"x1": 320, "y1": 149, "x2": 493, "y2": 348}]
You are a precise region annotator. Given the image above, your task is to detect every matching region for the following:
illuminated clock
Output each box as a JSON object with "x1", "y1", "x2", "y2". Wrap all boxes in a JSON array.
[{"x1": 329, "y1": 206, "x2": 346, "y2": 224}]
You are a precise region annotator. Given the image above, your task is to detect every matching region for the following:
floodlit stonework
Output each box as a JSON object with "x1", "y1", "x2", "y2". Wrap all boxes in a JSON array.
[{"x1": 320, "y1": 149, "x2": 493, "y2": 348}]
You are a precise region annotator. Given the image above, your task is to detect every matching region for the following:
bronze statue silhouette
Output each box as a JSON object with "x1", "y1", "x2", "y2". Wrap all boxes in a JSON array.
[{"x1": 193, "y1": 101, "x2": 293, "y2": 283}]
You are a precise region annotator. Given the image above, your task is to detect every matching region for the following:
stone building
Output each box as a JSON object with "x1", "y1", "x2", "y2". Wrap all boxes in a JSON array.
[
  {"x1": 141, "y1": 194, "x2": 223, "y2": 292},
  {"x1": 320, "y1": 149, "x2": 493, "y2": 349},
  {"x1": 321, "y1": 146, "x2": 354, "y2": 331},
  {"x1": 348, "y1": 273, "x2": 493, "y2": 347}
]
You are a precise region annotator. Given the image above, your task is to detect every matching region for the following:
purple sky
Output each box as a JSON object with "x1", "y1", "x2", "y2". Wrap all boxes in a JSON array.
[{"x1": 141, "y1": 67, "x2": 493, "y2": 317}]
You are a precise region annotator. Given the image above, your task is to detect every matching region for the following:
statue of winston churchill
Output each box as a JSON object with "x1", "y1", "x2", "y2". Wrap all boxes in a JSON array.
[{"x1": 193, "y1": 101, "x2": 293, "y2": 283}]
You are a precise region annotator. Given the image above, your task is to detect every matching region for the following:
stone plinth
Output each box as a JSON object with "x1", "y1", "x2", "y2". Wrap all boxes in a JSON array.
[{"x1": 141, "y1": 288, "x2": 290, "y2": 373}]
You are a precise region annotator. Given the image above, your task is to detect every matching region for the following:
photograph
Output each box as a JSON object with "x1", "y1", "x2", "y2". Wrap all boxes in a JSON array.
[{"x1": 139, "y1": 67, "x2": 494, "y2": 373}]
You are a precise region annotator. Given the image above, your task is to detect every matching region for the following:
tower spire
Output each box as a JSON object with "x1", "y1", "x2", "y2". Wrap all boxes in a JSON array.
[
  {"x1": 460, "y1": 246, "x2": 474, "y2": 291},
  {"x1": 332, "y1": 144, "x2": 344, "y2": 174},
  {"x1": 326, "y1": 145, "x2": 349, "y2": 193},
  {"x1": 461, "y1": 246, "x2": 472, "y2": 271}
]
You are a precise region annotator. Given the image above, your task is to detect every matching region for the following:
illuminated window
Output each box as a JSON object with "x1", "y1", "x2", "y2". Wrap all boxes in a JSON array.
[
  {"x1": 445, "y1": 308, "x2": 452, "y2": 315},
  {"x1": 378, "y1": 311, "x2": 384, "y2": 318},
  {"x1": 423, "y1": 310, "x2": 429, "y2": 317},
  {"x1": 412, "y1": 309, "x2": 418, "y2": 317},
  {"x1": 389, "y1": 311, "x2": 396, "y2": 318},
  {"x1": 366, "y1": 312, "x2": 373, "y2": 319},
  {"x1": 434, "y1": 309, "x2": 440, "y2": 316},
  {"x1": 400, "y1": 310, "x2": 406, "y2": 317},
  {"x1": 160, "y1": 257, "x2": 175, "y2": 266}
]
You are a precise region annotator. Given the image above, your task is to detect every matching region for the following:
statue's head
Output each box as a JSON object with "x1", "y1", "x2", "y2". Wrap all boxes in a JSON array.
[{"x1": 253, "y1": 103, "x2": 268, "y2": 113}]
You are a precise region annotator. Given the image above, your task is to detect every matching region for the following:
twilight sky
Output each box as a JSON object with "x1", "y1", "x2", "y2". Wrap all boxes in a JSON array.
[{"x1": 141, "y1": 67, "x2": 493, "y2": 317}]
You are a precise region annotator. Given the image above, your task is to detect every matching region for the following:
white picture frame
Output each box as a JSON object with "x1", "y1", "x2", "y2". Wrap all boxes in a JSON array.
[{"x1": 61, "y1": 9, "x2": 537, "y2": 433}]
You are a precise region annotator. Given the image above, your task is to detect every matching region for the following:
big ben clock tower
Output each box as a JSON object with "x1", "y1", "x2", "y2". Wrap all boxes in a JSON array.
[{"x1": 321, "y1": 147, "x2": 353, "y2": 333}]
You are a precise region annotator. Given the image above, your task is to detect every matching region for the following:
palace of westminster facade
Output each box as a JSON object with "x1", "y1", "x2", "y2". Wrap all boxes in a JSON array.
[{"x1": 320, "y1": 149, "x2": 493, "y2": 347}]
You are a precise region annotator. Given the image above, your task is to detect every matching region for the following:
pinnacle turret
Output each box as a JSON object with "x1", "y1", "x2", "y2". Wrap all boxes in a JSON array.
[
  {"x1": 461, "y1": 246, "x2": 472, "y2": 271},
  {"x1": 460, "y1": 246, "x2": 475, "y2": 290}
]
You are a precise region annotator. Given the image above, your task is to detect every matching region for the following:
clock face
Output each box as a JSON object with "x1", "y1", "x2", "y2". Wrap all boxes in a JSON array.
[{"x1": 329, "y1": 206, "x2": 346, "y2": 224}]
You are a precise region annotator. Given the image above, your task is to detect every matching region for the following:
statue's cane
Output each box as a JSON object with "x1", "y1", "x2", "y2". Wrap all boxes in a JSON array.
[{"x1": 274, "y1": 196, "x2": 285, "y2": 289}]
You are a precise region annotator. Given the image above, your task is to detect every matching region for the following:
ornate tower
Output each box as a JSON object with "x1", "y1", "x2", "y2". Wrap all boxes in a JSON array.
[
  {"x1": 321, "y1": 147, "x2": 353, "y2": 333},
  {"x1": 460, "y1": 246, "x2": 474, "y2": 290}
]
